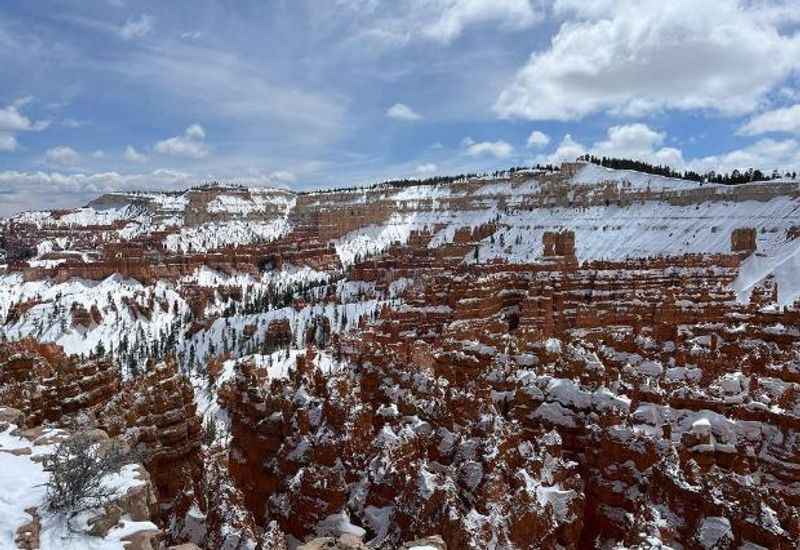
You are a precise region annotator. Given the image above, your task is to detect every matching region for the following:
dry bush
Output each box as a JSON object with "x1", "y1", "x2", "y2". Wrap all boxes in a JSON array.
[{"x1": 42, "y1": 431, "x2": 133, "y2": 519}]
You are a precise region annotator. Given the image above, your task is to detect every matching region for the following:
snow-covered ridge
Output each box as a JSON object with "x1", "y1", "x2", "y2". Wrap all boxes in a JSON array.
[
  {"x1": 5, "y1": 163, "x2": 800, "y2": 302},
  {"x1": 164, "y1": 219, "x2": 291, "y2": 254}
]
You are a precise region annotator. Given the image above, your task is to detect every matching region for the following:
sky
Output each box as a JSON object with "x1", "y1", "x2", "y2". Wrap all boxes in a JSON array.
[{"x1": 1, "y1": 0, "x2": 800, "y2": 216}]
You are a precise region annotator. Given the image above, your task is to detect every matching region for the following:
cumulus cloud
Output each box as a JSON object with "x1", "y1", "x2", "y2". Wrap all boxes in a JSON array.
[
  {"x1": 45, "y1": 145, "x2": 80, "y2": 166},
  {"x1": 124, "y1": 145, "x2": 147, "y2": 163},
  {"x1": 495, "y1": 0, "x2": 800, "y2": 120},
  {"x1": 537, "y1": 124, "x2": 683, "y2": 166},
  {"x1": 386, "y1": 103, "x2": 422, "y2": 121},
  {"x1": 594, "y1": 124, "x2": 685, "y2": 167},
  {"x1": 416, "y1": 163, "x2": 438, "y2": 174},
  {"x1": 739, "y1": 104, "x2": 800, "y2": 135},
  {"x1": 541, "y1": 134, "x2": 586, "y2": 164},
  {"x1": 462, "y1": 137, "x2": 513, "y2": 158},
  {"x1": 0, "y1": 98, "x2": 49, "y2": 152},
  {"x1": 538, "y1": 123, "x2": 800, "y2": 174},
  {"x1": 120, "y1": 14, "x2": 154, "y2": 40},
  {"x1": 155, "y1": 124, "x2": 209, "y2": 159},
  {"x1": 526, "y1": 130, "x2": 550, "y2": 148},
  {"x1": 686, "y1": 138, "x2": 800, "y2": 174}
]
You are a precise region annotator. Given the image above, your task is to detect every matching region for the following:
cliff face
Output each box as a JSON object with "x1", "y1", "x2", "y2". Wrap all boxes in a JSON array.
[{"x1": 1, "y1": 164, "x2": 800, "y2": 548}]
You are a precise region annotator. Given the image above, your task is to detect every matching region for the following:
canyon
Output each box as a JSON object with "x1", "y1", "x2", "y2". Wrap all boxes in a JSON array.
[{"x1": 1, "y1": 161, "x2": 799, "y2": 549}]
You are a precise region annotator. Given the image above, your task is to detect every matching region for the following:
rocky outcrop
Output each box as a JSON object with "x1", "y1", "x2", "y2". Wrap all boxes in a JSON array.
[
  {"x1": 0, "y1": 341, "x2": 204, "y2": 522},
  {"x1": 0, "y1": 407, "x2": 163, "y2": 550},
  {"x1": 200, "y1": 218, "x2": 800, "y2": 547},
  {"x1": 731, "y1": 227, "x2": 757, "y2": 253},
  {"x1": 219, "y1": 347, "x2": 585, "y2": 548},
  {"x1": 0, "y1": 339, "x2": 119, "y2": 426},
  {"x1": 97, "y1": 358, "x2": 203, "y2": 512}
]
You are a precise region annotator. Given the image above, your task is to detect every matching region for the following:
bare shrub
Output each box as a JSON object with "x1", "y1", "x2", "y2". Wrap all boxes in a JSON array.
[{"x1": 42, "y1": 431, "x2": 133, "y2": 519}]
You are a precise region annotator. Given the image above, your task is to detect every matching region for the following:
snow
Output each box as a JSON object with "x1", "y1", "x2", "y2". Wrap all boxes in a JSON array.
[
  {"x1": 531, "y1": 401, "x2": 577, "y2": 428},
  {"x1": 315, "y1": 511, "x2": 366, "y2": 539},
  {"x1": 733, "y1": 236, "x2": 800, "y2": 305},
  {"x1": 0, "y1": 273, "x2": 189, "y2": 366},
  {"x1": 545, "y1": 338, "x2": 562, "y2": 353},
  {"x1": 695, "y1": 516, "x2": 733, "y2": 549},
  {"x1": 206, "y1": 189, "x2": 294, "y2": 216},
  {"x1": 0, "y1": 433, "x2": 48, "y2": 548},
  {"x1": 318, "y1": 172, "x2": 800, "y2": 312},
  {"x1": 10, "y1": 205, "x2": 138, "y2": 229},
  {"x1": 363, "y1": 505, "x2": 393, "y2": 543},
  {"x1": 0, "y1": 422, "x2": 158, "y2": 550},
  {"x1": 164, "y1": 219, "x2": 290, "y2": 253}
]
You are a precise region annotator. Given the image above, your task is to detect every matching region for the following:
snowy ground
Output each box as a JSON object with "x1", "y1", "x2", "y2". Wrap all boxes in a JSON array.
[{"x1": 0, "y1": 422, "x2": 158, "y2": 549}]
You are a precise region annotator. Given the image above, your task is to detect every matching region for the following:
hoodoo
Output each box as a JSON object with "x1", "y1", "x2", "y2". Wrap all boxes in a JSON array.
[{"x1": 1, "y1": 162, "x2": 799, "y2": 547}]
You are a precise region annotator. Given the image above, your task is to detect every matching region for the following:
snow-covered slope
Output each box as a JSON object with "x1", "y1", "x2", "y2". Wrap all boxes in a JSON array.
[{"x1": 0, "y1": 419, "x2": 159, "y2": 549}]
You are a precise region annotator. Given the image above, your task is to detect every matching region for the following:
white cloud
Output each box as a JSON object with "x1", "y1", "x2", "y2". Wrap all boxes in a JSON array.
[
  {"x1": 594, "y1": 123, "x2": 664, "y2": 157},
  {"x1": 416, "y1": 163, "x2": 438, "y2": 174},
  {"x1": 537, "y1": 123, "x2": 800, "y2": 174},
  {"x1": 337, "y1": 0, "x2": 542, "y2": 47},
  {"x1": 91, "y1": 150, "x2": 105, "y2": 159},
  {"x1": 120, "y1": 14, "x2": 154, "y2": 40},
  {"x1": 739, "y1": 103, "x2": 800, "y2": 135},
  {"x1": 686, "y1": 138, "x2": 800, "y2": 174},
  {"x1": 267, "y1": 170, "x2": 296, "y2": 184},
  {"x1": 185, "y1": 124, "x2": 206, "y2": 140},
  {"x1": 45, "y1": 145, "x2": 80, "y2": 166},
  {"x1": 422, "y1": 0, "x2": 542, "y2": 44},
  {"x1": 539, "y1": 124, "x2": 683, "y2": 166},
  {"x1": 541, "y1": 134, "x2": 586, "y2": 164},
  {"x1": 496, "y1": 0, "x2": 800, "y2": 120},
  {"x1": 526, "y1": 130, "x2": 550, "y2": 148},
  {"x1": 0, "y1": 169, "x2": 193, "y2": 216},
  {"x1": 155, "y1": 124, "x2": 209, "y2": 159},
  {"x1": 124, "y1": 145, "x2": 147, "y2": 163},
  {"x1": 0, "y1": 103, "x2": 45, "y2": 132},
  {"x1": 0, "y1": 98, "x2": 49, "y2": 152},
  {"x1": 462, "y1": 137, "x2": 513, "y2": 158},
  {"x1": 593, "y1": 123, "x2": 685, "y2": 167},
  {"x1": 180, "y1": 31, "x2": 202, "y2": 40},
  {"x1": 0, "y1": 134, "x2": 18, "y2": 152},
  {"x1": 386, "y1": 103, "x2": 422, "y2": 121}
]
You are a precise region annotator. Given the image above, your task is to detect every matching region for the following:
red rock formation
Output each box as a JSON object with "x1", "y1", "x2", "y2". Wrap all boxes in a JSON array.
[
  {"x1": 0, "y1": 339, "x2": 119, "y2": 426},
  {"x1": 97, "y1": 358, "x2": 203, "y2": 513},
  {"x1": 731, "y1": 227, "x2": 757, "y2": 253}
]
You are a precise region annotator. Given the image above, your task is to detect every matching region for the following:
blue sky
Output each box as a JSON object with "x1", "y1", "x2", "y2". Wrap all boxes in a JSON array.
[{"x1": 1, "y1": 0, "x2": 800, "y2": 215}]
